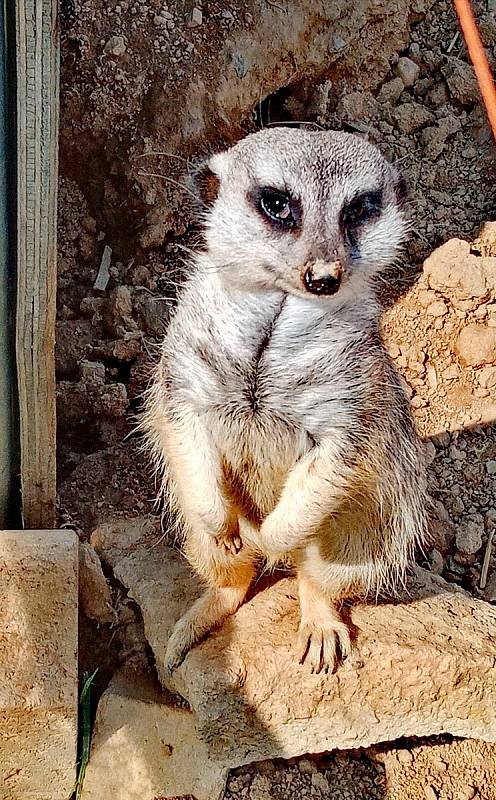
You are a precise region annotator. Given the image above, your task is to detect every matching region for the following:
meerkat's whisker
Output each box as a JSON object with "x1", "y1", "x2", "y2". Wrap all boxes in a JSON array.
[
  {"x1": 133, "y1": 151, "x2": 190, "y2": 163},
  {"x1": 137, "y1": 171, "x2": 198, "y2": 201}
]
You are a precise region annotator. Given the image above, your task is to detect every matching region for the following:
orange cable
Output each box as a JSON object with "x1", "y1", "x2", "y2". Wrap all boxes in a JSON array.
[{"x1": 453, "y1": 0, "x2": 496, "y2": 141}]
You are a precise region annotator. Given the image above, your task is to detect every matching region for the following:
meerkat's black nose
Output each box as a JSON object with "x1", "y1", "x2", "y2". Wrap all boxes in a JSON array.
[{"x1": 303, "y1": 262, "x2": 342, "y2": 296}]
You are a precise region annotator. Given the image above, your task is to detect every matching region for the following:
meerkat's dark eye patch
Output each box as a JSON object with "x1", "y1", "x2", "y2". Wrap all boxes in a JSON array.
[
  {"x1": 250, "y1": 186, "x2": 301, "y2": 231},
  {"x1": 341, "y1": 190, "x2": 383, "y2": 232},
  {"x1": 193, "y1": 164, "x2": 221, "y2": 208}
]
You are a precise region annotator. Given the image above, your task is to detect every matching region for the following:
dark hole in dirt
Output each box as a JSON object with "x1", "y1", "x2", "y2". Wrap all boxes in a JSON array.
[{"x1": 255, "y1": 86, "x2": 297, "y2": 129}]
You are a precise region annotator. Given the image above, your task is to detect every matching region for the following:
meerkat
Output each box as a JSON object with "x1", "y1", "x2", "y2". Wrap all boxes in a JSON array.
[{"x1": 142, "y1": 127, "x2": 428, "y2": 675}]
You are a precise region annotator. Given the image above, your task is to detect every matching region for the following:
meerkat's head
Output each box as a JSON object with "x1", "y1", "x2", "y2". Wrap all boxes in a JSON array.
[{"x1": 192, "y1": 128, "x2": 408, "y2": 300}]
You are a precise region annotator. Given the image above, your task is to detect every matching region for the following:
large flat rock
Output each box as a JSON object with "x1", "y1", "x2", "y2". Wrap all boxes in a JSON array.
[
  {"x1": 0, "y1": 530, "x2": 78, "y2": 799},
  {"x1": 81, "y1": 665, "x2": 228, "y2": 800},
  {"x1": 93, "y1": 518, "x2": 496, "y2": 768}
]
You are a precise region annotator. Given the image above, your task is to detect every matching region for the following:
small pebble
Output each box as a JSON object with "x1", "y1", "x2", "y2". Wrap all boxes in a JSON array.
[
  {"x1": 299, "y1": 758, "x2": 318, "y2": 775},
  {"x1": 188, "y1": 6, "x2": 203, "y2": 27},
  {"x1": 397, "y1": 749, "x2": 414, "y2": 764},
  {"x1": 311, "y1": 773, "x2": 330, "y2": 793}
]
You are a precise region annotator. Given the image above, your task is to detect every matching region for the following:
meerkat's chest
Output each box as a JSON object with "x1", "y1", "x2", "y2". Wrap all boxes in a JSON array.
[{"x1": 184, "y1": 295, "x2": 353, "y2": 435}]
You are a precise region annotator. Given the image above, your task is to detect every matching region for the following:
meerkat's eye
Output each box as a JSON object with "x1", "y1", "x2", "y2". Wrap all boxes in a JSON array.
[
  {"x1": 259, "y1": 188, "x2": 295, "y2": 226},
  {"x1": 341, "y1": 190, "x2": 383, "y2": 231}
]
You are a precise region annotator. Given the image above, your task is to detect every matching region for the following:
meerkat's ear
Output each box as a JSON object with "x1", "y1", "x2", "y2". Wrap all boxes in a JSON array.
[{"x1": 190, "y1": 151, "x2": 228, "y2": 209}]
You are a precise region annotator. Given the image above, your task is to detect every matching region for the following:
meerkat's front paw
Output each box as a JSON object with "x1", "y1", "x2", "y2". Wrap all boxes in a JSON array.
[
  {"x1": 165, "y1": 616, "x2": 197, "y2": 674},
  {"x1": 297, "y1": 616, "x2": 352, "y2": 674},
  {"x1": 214, "y1": 529, "x2": 243, "y2": 555}
]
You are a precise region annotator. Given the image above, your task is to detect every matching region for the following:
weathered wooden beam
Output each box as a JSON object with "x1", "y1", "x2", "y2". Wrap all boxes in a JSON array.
[
  {"x1": 15, "y1": 1, "x2": 59, "y2": 528},
  {"x1": 0, "y1": 3, "x2": 15, "y2": 527}
]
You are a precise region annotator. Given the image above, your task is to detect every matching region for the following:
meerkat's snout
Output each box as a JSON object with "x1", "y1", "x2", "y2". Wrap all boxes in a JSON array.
[{"x1": 303, "y1": 258, "x2": 343, "y2": 296}]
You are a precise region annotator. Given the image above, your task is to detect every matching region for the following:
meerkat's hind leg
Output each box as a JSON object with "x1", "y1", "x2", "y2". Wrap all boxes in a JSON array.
[
  {"x1": 165, "y1": 539, "x2": 256, "y2": 674},
  {"x1": 297, "y1": 573, "x2": 352, "y2": 674}
]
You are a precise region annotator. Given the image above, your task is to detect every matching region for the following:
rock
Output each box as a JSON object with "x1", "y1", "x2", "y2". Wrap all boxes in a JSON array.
[
  {"x1": 382, "y1": 738, "x2": 496, "y2": 800},
  {"x1": 421, "y1": 113, "x2": 462, "y2": 157},
  {"x1": 141, "y1": 296, "x2": 171, "y2": 336},
  {"x1": 56, "y1": 381, "x2": 128, "y2": 431},
  {"x1": 449, "y1": 445, "x2": 466, "y2": 461},
  {"x1": 423, "y1": 439, "x2": 437, "y2": 464},
  {"x1": 426, "y1": 300, "x2": 447, "y2": 317},
  {"x1": 55, "y1": 319, "x2": 95, "y2": 377},
  {"x1": 486, "y1": 461, "x2": 496, "y2": 476},
  {"x1": 423, "y1": 239, "x2": 489, "y2": 307},
  {"x1": 338, "y1": 91, "x2": 378, "y2": 122},
  {"x1": 411, "y1": 395, "x2": 428, "y2": 409},
  {"x1": 455, "y1": 520, "x2": 483, "y2": 556},
  {"x1": 429, "y1": 518, "x2": 455, "y2": 556},
  {"x1": 477, "y1": 366, "x2": 496, "y2": 389},
  {"x1": 0, "y1": 530, "x2": 78, "y2": 799},
  {"x1": 377, "y1": 77, "x2": 405, "y2": 105},
  {"x1": 455, "y1": 325, "x2": 496, "y2": 367},
  {"x1": 443, "y1": 364, "x2": 460, "y2": 381},
  {"x1": 418, "y1": 289, "x2": 438, "y2": 308},
  {"x1": 90, "y1": 515, "x2": 161, "y2": 561},
  {"x1": 431, "y1": 431, "x2": 451, "y2": 448},
  {"x1": 80, "y1": 359, "x2": 106, "y2": 384},
  {"x1": 104, "y1": 35, "x2": 127, "y2": 56},
  {"x1": 426, "y1": 364, "x2": 438, "y2": 390},
  {"x1": 441, "y1": 57, "x2": 479, "y2": 105},
  {"x1": 81, "y1": 666, "x2": 228, "y2": 800},
  {"x1": 298, "y1": 758, "x2": 318, "y2": 774},
  {"x1": 424, "y1": 785, "x2": 438, "y2": 800},
  {"x1": 397, "y1": 748, "x2": 413, "y2": 764},
  {"x1": 437, "y1": 113, "x2": 462, "y2": 140},
  {"x1": 90, "y1": 338, "x2": 142, "y2": 364},
  {"x1": 427, "y1": 81, "x2": 450, "y2": 107},
  {"x1": 457, "y1": 789, "x2": 477, "y2": 800},
  {"x1": 79, "y1": 542, "x2": 114, "y2": 624},
  {"x1": 188, "y1": 7, "x2": 203, "y2": 27},
  {"x1": 487, "y1": 509, "x2": 496, "y2": 528},
  {"x1": 96, "y1": 522, "x2": 496, "y2": 767},
  {"x1": 420, "y1": 114, "x2": 461, "y2": 160},
  {"x1": 395, "y1": 56, "x2": 420, "y2": 87},
  {"x1": 393, "y1": 102, "x2": 435, "y2": 134},
  {"x1": 311, "y1": 772, "x2": 330, "y2": 793},
  {"x1": 103, "y1": 286, "x2": 135, "y2": 338},
  {"x1": 473, "y1": 221, "x2": 496, "y2": 257},
  {"x1": 484, "y1": 572, "x2": 496, "y2": 602},
  {"x1": 451, "y1": 496, "x2": 466, "y2": 515},
  {"x1": 428, "y1": 548, "x2": 444, "y2": 575}
]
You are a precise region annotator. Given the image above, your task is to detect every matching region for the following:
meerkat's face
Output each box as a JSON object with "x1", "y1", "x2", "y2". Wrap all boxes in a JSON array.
[{"x1": 193, "y1": 128, "x2": 408, "y2": 300}]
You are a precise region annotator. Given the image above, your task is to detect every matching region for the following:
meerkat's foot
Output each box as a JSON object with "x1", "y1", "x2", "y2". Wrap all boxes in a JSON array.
[
  {"x1": 166, "y1": 580, "x2": 253, "y2": 674},
  {"x1": 297, "y1": 616, "x2": 351, "y2": 674},
  {"x1": 297, "y1": 575, "x2": 351, "y2": 674}
]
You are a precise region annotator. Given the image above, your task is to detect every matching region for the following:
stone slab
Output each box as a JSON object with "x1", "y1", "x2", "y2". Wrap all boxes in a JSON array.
[
  {"x1": 94, "y1": 519, "x2": 496, "y2": 768},
  {"x1": 0, "y1": 529, "x2": 78, "y2": 799},
  {"x1": 81, "y1": 665, "x2": 228, "y2": 800}
]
